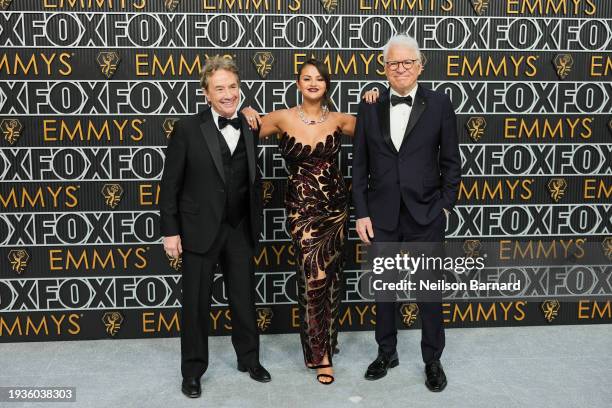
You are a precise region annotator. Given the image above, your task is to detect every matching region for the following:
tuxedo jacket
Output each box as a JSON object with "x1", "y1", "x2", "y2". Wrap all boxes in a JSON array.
[
  {"x1": 159, "y1": 107, "x2": 262, "y2": 253},
  {"x1": 352, "y1": 85, "x2": 461, "y2": 229}
]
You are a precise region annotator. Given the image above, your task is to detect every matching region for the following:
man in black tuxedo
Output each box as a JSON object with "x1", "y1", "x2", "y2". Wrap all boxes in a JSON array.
[
  {"x1": 159, "y1": 56, "x2": 270, "y2": 398},
  {"x1": 352, "y1": 34, "x2": 461, "y2": 392}
]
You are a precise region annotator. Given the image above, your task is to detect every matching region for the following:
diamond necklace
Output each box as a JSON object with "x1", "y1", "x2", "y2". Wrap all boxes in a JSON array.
[{"x1": 297, "y1": 104, "x2": 329, "y2": 125}]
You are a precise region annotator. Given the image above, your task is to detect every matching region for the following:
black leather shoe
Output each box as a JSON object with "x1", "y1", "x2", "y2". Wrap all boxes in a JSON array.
[
  {"x1": 425, "y1": 360, "x2": 447, "y2": 392},
  {"x1": 181, "y1": 377, "x2": 201, "y2": 398},
  {"x1": 364, "y1": 352, "x2": 399, "y2": 381},
  {"x1": 237, "y1": 362, "x2": 271, "y2": 383}
]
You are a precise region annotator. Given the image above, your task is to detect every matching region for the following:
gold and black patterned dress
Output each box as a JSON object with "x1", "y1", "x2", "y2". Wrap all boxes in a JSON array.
[{"x1": 279, "y1": 128, "x2": 348, "y2": 366}]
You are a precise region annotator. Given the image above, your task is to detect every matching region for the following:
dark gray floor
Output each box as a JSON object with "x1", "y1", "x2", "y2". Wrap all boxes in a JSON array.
[{"x1": 1, "y1": 325, "x2": 610, "y2": 408}]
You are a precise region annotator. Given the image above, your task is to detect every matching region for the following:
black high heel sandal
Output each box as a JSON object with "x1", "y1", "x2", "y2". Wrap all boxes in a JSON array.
[{"x1": 309, "y1": 364, "x2": 335, "y2": 385}]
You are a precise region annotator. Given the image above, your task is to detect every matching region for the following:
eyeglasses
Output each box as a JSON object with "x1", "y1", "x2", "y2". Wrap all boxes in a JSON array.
[{"x1": 385, "y1": 59, "x2": 420, "y2": 71}]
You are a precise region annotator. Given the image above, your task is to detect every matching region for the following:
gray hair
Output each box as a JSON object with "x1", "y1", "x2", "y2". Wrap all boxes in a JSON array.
[
  {"x1": 383, "y1": 34, "x2": 422, "y2": 62},
  {"x1": 199, "y1": 55, "x2": 240, "y2": 89}
]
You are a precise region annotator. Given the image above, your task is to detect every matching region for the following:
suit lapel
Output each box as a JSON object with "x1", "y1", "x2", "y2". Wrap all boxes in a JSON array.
[
  {"x1": 377, "y1": 89, "x2": 397, "y2": 154},
  {"x1": 399, "y1": 85, "x2": 427, "y2": 152},
  {"x1": 199, "y1": 108, "x2": 225, "y2": 184},
  {"x1": 240, "y1": 114, "x2": 256, "y2": 184}
]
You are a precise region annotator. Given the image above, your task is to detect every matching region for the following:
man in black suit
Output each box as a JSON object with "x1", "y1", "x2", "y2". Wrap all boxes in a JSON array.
[
  {"x1": 352, "y1": 34, "x2": 461, "y2": 392},
  {"x1": 159, "y1": 56, "x2": 270, "y2": 398}
]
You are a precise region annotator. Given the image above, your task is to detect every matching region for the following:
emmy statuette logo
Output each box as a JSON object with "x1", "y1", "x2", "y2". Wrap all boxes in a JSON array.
[
  {"x1": 164, "y1": 0, "x2": 180, "y2": 11},
  {"x1": 463, "y1": 240, "x2": 482, "y2": 258},
  {"x1": 97, "y1": 51, "x2": 121, "y2": 79},
  {"x1": 320, "y1": 0, "x2": 338, "y2": 13},
  {"x1": 163, "y1": 118, "x2": 179, "y2": 139},
  {"x1": 400, "y1": 303, "x2": 420, "y2": 327},
  {"x1": 102, "y1": 312, "x2": 124, "y2": 337},
  {"x1": 470, "y1": 0, "x2": 489, "y2": 15},
  {"x1": 262, "y1": 181, "x2": 275, "y2": 206},
  {"x1": 547, "y1": 178, "x2": 567, "y2": 202},
  {"x1": 1, "y1": 119, "x2": 23, "y2": 145},
  {"x1": 166, "y1": 252, "x2": 182, "y2": 271},
  {"x1": 8, "y1": 249, "x2": 30, "y2": 274},
  {"x1": 466, "y1": 117, "x2": 486, "y2": 142},
  {"x1": 541, "y1": 300, "x2": 560, "y2": 323},
  {"x1": 102, "y1": 184, "x2": 124, "y2": 209},
  {"x1": 252, "y1": 52, "x2": 275, "y2": 79},
  {"x1": 553, "y1": 54, "x2": 573, "y2": 80},
  {"x1": 256, "y1": 308, "x2": 274, "y2": 332},
  {"x1": 0, "y1": 0, "x2": 13, "y2": 10}
]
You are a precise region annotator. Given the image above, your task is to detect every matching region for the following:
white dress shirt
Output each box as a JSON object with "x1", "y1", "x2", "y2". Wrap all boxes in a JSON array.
[
  {"x1": 389, "y1": 84, "x2": 419, "y2": 151},
  {"x1": 211, "y1": 108, "x2": 241, "y2": 155}
]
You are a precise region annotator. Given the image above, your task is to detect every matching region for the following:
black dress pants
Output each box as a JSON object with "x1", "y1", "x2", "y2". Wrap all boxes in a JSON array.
[
  {"x1": 180, "y1": 219, "x2": 259, "y2": 378},
  {"x1": 373, "y1": 201, "x2": 446, "y2": 364}
]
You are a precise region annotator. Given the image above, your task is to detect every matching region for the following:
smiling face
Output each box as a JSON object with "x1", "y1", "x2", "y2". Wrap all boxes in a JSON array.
[
  {"x1": 384, "y1": 44, "x2": 422, "y2": 95},
  {"x1": 203, "y1": 69, "x2": 240, "y2": 117},
  {"x1": 297, "y1": 63, "x2": 328, "y2": 104}
]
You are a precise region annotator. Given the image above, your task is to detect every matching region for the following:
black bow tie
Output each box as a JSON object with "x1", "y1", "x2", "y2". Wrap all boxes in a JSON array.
[
  {"x1": 218, "y1": 116, "x2": 241, "y2": 130},
  {"x1": 390, "y1": 95, "x2": 413, "y2": 107}
]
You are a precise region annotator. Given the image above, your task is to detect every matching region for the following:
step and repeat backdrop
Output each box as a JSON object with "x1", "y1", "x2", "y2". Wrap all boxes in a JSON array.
[{"x1": 0, "y1": 1, "x2": 611, "y2": 342}]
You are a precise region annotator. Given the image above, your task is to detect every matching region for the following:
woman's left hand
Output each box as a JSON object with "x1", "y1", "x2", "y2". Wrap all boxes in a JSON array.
[{"x1": 362, "y1": 88, "x2": 380, "y2": 104}]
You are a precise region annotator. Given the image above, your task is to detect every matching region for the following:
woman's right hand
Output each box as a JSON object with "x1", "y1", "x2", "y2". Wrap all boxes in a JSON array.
[{"x1": 241, "y1": 106, "x2": 262, "y2": 130}]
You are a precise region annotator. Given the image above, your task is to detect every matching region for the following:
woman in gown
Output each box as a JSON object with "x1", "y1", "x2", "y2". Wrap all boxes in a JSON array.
[{"x1": 242, "y1": 59, "x2": 378, "y2": 384}]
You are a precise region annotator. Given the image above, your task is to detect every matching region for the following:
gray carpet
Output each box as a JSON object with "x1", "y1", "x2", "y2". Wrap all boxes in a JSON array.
[{"x1": 1, "y1": 325, "x2": 610, "y2": 408}]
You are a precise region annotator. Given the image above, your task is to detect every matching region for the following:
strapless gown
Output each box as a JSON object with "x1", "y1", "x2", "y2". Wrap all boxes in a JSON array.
[{"x1": 278, "y1": 128, "x2": 348, "y2": 366}]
